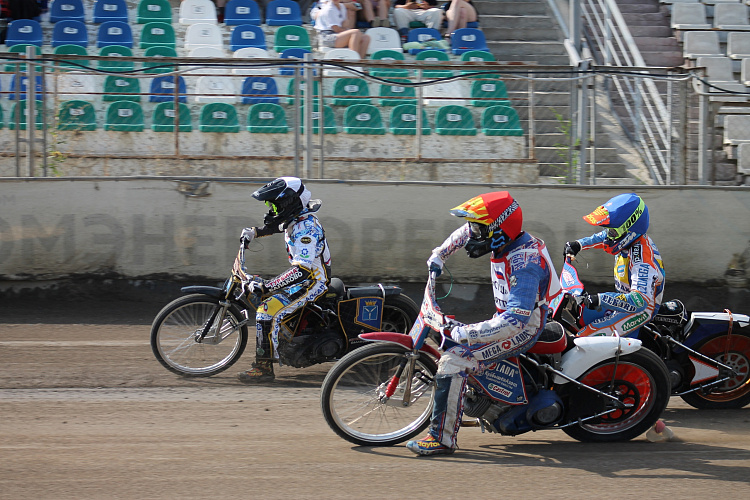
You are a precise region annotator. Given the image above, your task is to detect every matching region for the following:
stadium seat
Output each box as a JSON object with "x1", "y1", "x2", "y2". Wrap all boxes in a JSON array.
[
  {"x1": 139, "y1": 22, "x2": 176, "y2": 49},
  {"x1": 247, "y1": 103, "x2": 289, "y2": 133},
  {"x1": 278, "y1": 48, "x2": 314, "y2": 76},
  {"x1": 4, "y1": 20, "x2": 43, "y2": 47},
  {"x1": 53, "y1": 45, "x2": 89, "y2": 71},
  {"x1": 274, "y1": 25, "x2": 312, "y2": 53},
  {"x1": 98, "y1": 45, "x2": 135, "y2": 71},
  {"x1": 103, "y1": 75, "x2": 142, "y2": 101},
  {"x1": 369, "y1": 49, "x2": 409, "y2": 77},
  {"x1": 460, "y1": 50, "x2": 499, "y2": 79},
  {"x1": 55, "y1": 72, "x2": 97, "y2": 100},
  {"x1": 378, "y1": 78, "x2": 416, "y2": 106},
  {"x1": 286, "y1": 77, "x2": 321, "y2": 105},
  {"x1": 179, "y1": 0, "x2": 218, "y2": 24},
  {"x1": 741, "y1": 57, "x2": 750, "y2": 85},
  {"x1": 199, "y1": 102, "x2": 240, "y2": 132},
  {"x1": 406, "y1": 28, "x2": 444, "y2": 55},
  {"x1": 450, "y1": 28, "x2": 489, "y2": 55},
  {"x1": 136, "y1": 0, "x2": 172, "y2": 24},
  {"x1": 8, "y1": 100, "x2": 43, "y2": 130},
  {"x1": 49, "y1": 0, "x2": 86, "y2": 23},
  {"x1": 225, "y1": 0, "x2": 262, "y2": 25},
  {"x1": 728, "y1": 32, "x2": 750, "y2": 59},
  {"x1": 265, "y1": 0, "x2": 303, "y2": 26},
  {"x1": 51, "y1": 20, "x2": 89, "y2": 47},
  {"x1": 343, "y1": 104, "x2": 385, "y2": 134},
  {"x1": 57, "y1": 100, "x2": 97, "y2": 130},
  {"x1": 738, "y1": 142, "x2": 750, "y2": 175},
  {"x1": 142, "y1": 46, "x2": 178, "y2": 73},
  {"x1": 104, "y1": 100, "x2": 145, "y2": 131},
  {"x1": 149, "y1": 75, "x2": 188, "y2": 103},
  {"x1": 188, "y1": 46, "x2": 227, "y2": 74},
  {"x1": 232, "y1": 47, "x2": 273, "y2": 75},
  {"x1": 434, "y1": 105, "x2": 477, "y2": 135},
  {"x1": 97, "y1": 21, "x2": 133, "y2": 48},
  {"x1": 723, "y1": 114, "x2": 750, "y2": 146},
  {"x1": 4, "y1": 45, "x2": 42, "y2": 72},
  {"x1": 330, "y1": 78, "x2": 371, "y2": 106},
  {"x1": 364, "y1": 27, "x2": 402, "y2": 55},
  {"x1": 194, "y1": 76, "x2": 238, "y2": 103},
  {"x1": 322, "y1": 48, "x2": 361, "y2": 77},
  {"x1": 240, "y1": 76, "x2": 280, "y2": 104},
  {"x1": 682, "y1": 31, "x2": 722, "y2": 60},
  {"x1": 0, "y1": 105, "x2": 4, "y2": 129},
  {"x1": 151, "y1": 102, "x2": 193, "y2": 132},
  {"x1": 423, "y1": 81, "x2": 467, "y2": 106},
  {"x1": 298, "y1": 104, "x2": 338, "y2": 134},
  {"x1": 184, "y1": 22, "x2": 224, "y2": 51},
  {"x1": 8, "y1": 75, "x2": 44, "y2": 100},
  {"x1": 93, "y1": 0, "x2": 129, "y2": 23},
  {"x1": 230, "y1": 24, "x2": 267, "y2": 51},
  {"x1": 416, "y1": 50, "x2": 453, "y2": 78},
  {"x1": 713, "y1": 3, "x2": 750, "y2": 30},
  {"x1": 695, "y1": 56, "x2": 748, "y2": 99},
  {"x1": 670, "y1": 4, "x2": 711, "y2": 30},
  {"x1": 470, "y1": 79, "x2": 509, "y2": 107},
  {"x1": 389, "y1": 104, "x2": 430, "y2": 135},
  {"x1": 481, "y1": 105, "x2": 523, "y2": 136}
]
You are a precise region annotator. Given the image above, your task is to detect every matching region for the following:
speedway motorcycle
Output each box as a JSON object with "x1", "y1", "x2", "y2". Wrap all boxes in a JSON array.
[
  {"x1": 150, "y1": 242, "x2": 419, "y2": 376},
  {"x1": 559, "y1": 256, "x2": 750, "y2": 409},
  {"x1": 320, "y1": 270, "x2": 671, "y2": 446}
]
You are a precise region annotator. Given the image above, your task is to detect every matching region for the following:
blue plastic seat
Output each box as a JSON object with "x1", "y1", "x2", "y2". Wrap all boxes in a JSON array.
[
  {"x1": 230, "y1": 24, "x2": 266, "y2": 51},
  {"x1": 224, "y1": 0, "x2": 261, "y2": 25},
  {"x1": 240, "y1": 76, "x2": 279, "y2": 104},
  {"x1": 279, "y1": 48, "x2": 315, "y2": 76},
  {"x1": 8, "y1": 75, "x2": 45, "y2": 100},
  {"x1": 265, "y1": 0, "x2": 302, "y2": 26},
  {"x1": 52, "y1": 19, "x2": 89, "y2": 47},
  {"x1": 49, "y1": 0, "x2": 86, "y2": 23},
  {"x1": 97, "y1": 21, "x2": 133, "y2": 48},
  {"x1": 4, "y1": 20, "x2": 43, "y2": 47},
  {"x1": 93, "y1": 0, "x2": 129, "y2": 23},
  {"x1": 406, "y1": 28, "x2": 444, "y2": 55},
  {"x1": 149, "y1": 75, "x2": 187, "y2": 103},
  {"x1": 450, "y1": 28, "x2": 489, "y2": 55}
]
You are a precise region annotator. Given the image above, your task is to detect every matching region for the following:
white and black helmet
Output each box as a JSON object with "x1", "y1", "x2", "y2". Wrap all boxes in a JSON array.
[{"x1": 252, "y1": 177, "x2": 312, "y2": 228}]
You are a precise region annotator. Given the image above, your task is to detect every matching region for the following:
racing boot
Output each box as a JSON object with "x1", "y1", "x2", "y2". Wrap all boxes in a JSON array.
[
  {"x1": 237, "y1": 320, "x2": 275, "y2": 383},
  {"x1": 406, "y1": 374, "x2": 465, "y2": 456}
]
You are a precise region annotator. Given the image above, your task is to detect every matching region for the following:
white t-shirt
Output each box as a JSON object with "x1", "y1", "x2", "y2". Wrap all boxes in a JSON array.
[{"x1": 314, "y1": 2, "x2": 347, "y2": 31}]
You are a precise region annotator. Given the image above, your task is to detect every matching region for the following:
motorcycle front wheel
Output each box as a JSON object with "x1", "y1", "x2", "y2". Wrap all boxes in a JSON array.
[
  {"x1": 681, "y1": 331, "x2": 750, "y2": 409},
  {"x1": 562, "y1": 348, "x2": 670, "y2": 442},
  {"x1": 321, "y1": 343, "x2": 437, "y2": 447},
  {"x1": 151, "y1": 294, "x2": 250, "y2": 377}
]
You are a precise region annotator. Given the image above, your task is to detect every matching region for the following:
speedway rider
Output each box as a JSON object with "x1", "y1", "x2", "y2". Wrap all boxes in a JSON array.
[
  {"x1": 563, "y1": 192, "x2": 665, "y2": 337},
  {"x1": 407, "y1": 191, "x2": 562, "y2": 456},
  {"x1": 237, "y1": 177, "x2": 331, "y2": 383}
]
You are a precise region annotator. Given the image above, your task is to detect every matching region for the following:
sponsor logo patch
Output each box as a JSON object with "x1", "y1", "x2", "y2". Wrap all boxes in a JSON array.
[
  {"x1": 622, "y1": 312, "x2": 649, "y2": 332},
  {"x1": 300, "y1": 236, "x2": 312, "y2": 244}
]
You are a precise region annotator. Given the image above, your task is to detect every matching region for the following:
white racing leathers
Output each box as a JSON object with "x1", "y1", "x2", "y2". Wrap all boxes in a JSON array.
[
  {"x1": 255, "y1": 212, "x2": 331, "y2": 361},
  {"x1": 428, "y1": 225, "x2": 561, "y2": 449}
]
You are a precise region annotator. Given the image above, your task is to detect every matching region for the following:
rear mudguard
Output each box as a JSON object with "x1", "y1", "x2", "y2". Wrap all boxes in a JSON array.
[
  {"x1": 180, "y1": 286, "x2": 224, "y2": 299},
  {"x1": 359, "y1": 332, "x2": 441, "y2": 360},
  {"x1": 678, "y1": 312, "x2": 750, "y2": 352},
  {"x1": 554, "y1": 336, "x2": 643, "y2": 384}
]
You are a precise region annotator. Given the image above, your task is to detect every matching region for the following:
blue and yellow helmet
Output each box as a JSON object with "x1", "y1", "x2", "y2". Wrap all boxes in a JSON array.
[{"x1": 583, "y1": 193, "x2": 649, "y2": 254}]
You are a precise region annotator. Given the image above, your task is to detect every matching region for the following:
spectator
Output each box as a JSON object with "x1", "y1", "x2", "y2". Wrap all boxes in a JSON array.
[
  {"x1": 314, "y1": 0, "x2": 370, "y2": 58},
  {"x1": 357, "y1": 0, "x2": 390, "y2": 27},
  {"x1": 442, "y1": 0, "x2": 477, "y2": 36},
  {"x1": 392, "y1": 0, "x2": 443, "y2": 39},
  {"x1": 4, "y1": 0, "x2": 43, "y2": 20}
]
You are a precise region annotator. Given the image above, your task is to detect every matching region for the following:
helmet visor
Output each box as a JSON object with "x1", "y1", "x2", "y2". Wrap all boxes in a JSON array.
[
  {"x1": 469, "y1": 222, "x2": 488, "y2": 240},
  {"x1": 265, "y1": 200, "x2": 278, "y2": 215}
]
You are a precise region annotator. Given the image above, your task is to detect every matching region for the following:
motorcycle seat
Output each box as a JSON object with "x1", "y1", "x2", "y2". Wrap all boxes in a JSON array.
[{"x1": 528, "y1": 321, "x2": 567, "y2": 354}]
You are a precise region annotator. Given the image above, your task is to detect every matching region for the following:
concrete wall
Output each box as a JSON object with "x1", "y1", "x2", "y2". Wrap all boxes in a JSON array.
[{"x1": 0, "y1": 178, "x2": 749, "y2": 290}]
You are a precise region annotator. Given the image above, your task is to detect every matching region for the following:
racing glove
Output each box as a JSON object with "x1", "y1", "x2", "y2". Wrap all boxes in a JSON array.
[
  {"x1": 563, "y1": 240, "x2": 581, "y2": 260},
  {"x1": 575, "y1": 292, "x2": 601, "y2": 311},
  {"x1": 426, "y1": 252, "x2": 444, "y2": 277},
  {"x1": 244, "y1": 279, "x2": 266, "y2": 297},
  {"x1": 450, "y1": 325, "x2": 468, "y2": 343},
  {"x1": 240, "y1": 227, "x2": 256, "y2": 248}
]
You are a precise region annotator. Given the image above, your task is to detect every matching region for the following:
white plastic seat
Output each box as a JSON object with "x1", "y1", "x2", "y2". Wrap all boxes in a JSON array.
[
  {"x1": 728, "y1": 32, "x2": 750, "y2": 59},
  {"x1": 53, "y1": 72, "x2": 98, "y2": 100},
  {"x1": 422, "y1": 81, "x2": 468, "y2": 107},
  {"x1": 696, "y1": 56, "x2": 749, "y2": 101},
  {"x1": 179, "y1": 0, "x2": 218, "y2": 24},
  {"x1": 323, "y1": 48, "x2": 362, "y2": 77},
  {"x1": 364, "y1": 27, "x2": 402, "y2": 55},
  {"x1": 714, "y1": 4, "x2": 750, "y2": 30},
  {"x1": 194, "y1": 75, "x2": 238, "y2": 103},
  {"x1": 232, "y1": 47, "x2": 273, "y2": 75},
  {"x1": 670, "y1": 4, "x2": 711, "y2": 30},
  {"x1": 737, "y1": 142, "x2": 750, "y2": 174},
  {"x1": 683, "y1": 31, "x2": 722, "y2": 59},
  {"x1": 184, "y1": 22, "x2": 224, "y2": 51},
  {"x1": 188, "y1": 46, "x2": 227, "y2": 74},
  {"x1": 723, "y1": 114, "x2": 750, "y2": 145}
]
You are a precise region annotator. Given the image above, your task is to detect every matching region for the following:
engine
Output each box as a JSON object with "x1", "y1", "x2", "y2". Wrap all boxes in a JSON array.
[
  {"x1": 463, "y1": 387, "x2": 564, "y2": 436},
  {"x1": 277, "y1": 328, "x2": 346, "y2": 368}
]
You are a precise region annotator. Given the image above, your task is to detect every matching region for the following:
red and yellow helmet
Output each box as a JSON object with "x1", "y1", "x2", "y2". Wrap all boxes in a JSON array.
[{"x1": 450, "y1": 191, "x2": 523, "y2": 239}]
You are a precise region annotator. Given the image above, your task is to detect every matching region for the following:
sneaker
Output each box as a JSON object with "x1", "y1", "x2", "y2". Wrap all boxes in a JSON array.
[
  {"x1": 237, "y1": 362, "x2": 275, "y2": 383},
  {"x1": 406, "y1": 435, "x2": 455, "y2": 456}
]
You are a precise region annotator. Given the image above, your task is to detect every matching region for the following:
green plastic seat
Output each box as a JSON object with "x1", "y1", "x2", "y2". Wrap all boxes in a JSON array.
[
  {"x1": 199, "y1": 103, "x2": 241, "y2": 133},
  {"x1": 53, "y1": 44, "x2": 90, "y2": 71},
  {"x1": 103, "y1": 75, "x2": 142, "y2": 102},
  {"x1": 4, "y1": 44, "x2": 43, "y2": 72},
  {"x1": 460, "y1": 50, "x2": 499, "y2": 79},
  {"x1": 139, "y1": 22, "x2": 176, "y2": 50},
  {"x1": 434, "y1": 105, "x2": 477, "y2": 136},
  {"x1": 470, "y1": 79, "x2": 510, "y2": 107},
  {"x1": 481, "y1": 104, "x2": 524, "y2": 136},
  {"x1": 330, "y1": 78, "x2": 371, "y2": 106},
  {"x1": 8, "y1": 100, "x2": 43, "y2": 130},
  {"x1": 137, "y1": 0, "x2": 173, "y2": 24},
  {"x1": 247, "y1": 103, "x2": 289, "y2": 133},
  {"x1": 298, "y1": 105, "x2": 337, "y2": 134},
  {"x1": 378, "y1": 78, "x2": 417, "y2": 106},
  {"x1": 0, "y1": 104, "x2": 4, "y2": 129},
  {"x1": 273, "y1": 25, "x2": 311, "y2": 53},
  {"x1": 389, "y1": 104, "x2": 430, "y2": 135},
  {"x1": 98, "y1": 45, "x2": 135, "y2": 72},
  {"x1": 142, "y1": 46, "x2": 178, "y2": 74},
  {"x1": 416, "y1": 50, "x2": 453, "y2": 79},
  {"x1": 104, "y1": 101, "x2": 145, "y2": 131},
  {"x1": 152, "y1": 102, "x2": 192, "y2": 132},
  {"x1": 286, "y1": 78, "x2": 321, "y2": 106},
  {"x1": 343, "y1": 104, "x2": 385, "y2": 135},
  {"x1": 369, "y1": 49, "x2": 409, "y2": 77},
  {"x1": 57, "y1": 100, "x2": 97, "y2": 131}
]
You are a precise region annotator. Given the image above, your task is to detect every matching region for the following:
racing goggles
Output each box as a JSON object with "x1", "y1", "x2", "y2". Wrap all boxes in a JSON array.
[
  {"x1": 469, "y1": 222, "x2": 489, "y2": 240},
  {"x1": 264, "y1": 201, "x2": 278, "y2": 214},
  {"x1": 605, "y1": 198, "x2": 645, "y2": 240}
]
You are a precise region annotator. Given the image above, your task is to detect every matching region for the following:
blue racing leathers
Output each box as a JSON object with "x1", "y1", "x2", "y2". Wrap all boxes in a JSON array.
[
  {"x1": 576, "y1": 231, "x2": 665, "y2": 337},
  {"x1": 427, "y1": 226, "x2": 561, "y2": 449}
]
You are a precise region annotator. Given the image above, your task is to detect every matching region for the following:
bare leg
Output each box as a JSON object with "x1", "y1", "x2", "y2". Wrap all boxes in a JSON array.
[
  {"x1": 360, "y1": 0, "x2": 375, "y2": 22},
  {"x1": 335, "y1": 29, "x2": 370, "y2": 59}
]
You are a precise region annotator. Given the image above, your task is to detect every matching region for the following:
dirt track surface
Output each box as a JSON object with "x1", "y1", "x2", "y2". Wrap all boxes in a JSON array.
[{"x1": 2, "y1": 299, "x2": 750, "y2": 499}]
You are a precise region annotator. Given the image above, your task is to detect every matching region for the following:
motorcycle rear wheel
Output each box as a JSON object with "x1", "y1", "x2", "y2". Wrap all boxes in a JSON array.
[
  {"x1": 562, "y1": 348, "x2": 670, "y2": 442},
  {"x1": 321, "y1": 343, "x2": 437, "y2": 447},
  {"x1": 151, "y1": 294, "x2": 249, "y2": 377},
  {"x1": 680, "y1": 331, "x2": 750, "y2": 409},
  {"x1": 381, "y1": 294, "x2": 420, "y2": 333}
]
